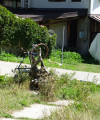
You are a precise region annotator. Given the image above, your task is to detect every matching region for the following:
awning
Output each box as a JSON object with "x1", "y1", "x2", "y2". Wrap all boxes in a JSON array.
[
  {"x1": 8, "y1": 8, "x2": 88, "y2": 21},
  {"x1": 89, "y1": 14, "x2": 100, "y2": 23}
]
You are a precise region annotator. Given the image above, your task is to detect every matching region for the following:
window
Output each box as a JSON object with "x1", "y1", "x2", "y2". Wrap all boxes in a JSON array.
[
  {"x1": 3, "y1": 0, "x2": 21, "y2": 8},
  {"x1": 24, "y1": 0, "x2": 29, "y2": 8},
  {"x1": 72, "y1": 0, "x2": 81, "y2": 2},
  {"x1": 0, "y1": 0, "x2": 3, "y2": 5},
  {"x1": 49, "y1": 0, "x2": 66, "y2": 1}
]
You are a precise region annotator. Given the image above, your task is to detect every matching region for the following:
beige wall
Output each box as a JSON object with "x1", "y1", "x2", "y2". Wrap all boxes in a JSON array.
[
  {"x1": 48, "y1": 17, "x2": 89, "y2": 54},
  {"x1": 49, "y1": 22, "x2": 67, "y2": 48}
]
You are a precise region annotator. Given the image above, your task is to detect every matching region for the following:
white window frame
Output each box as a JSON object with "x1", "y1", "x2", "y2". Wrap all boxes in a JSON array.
[{"x1": 21, "y1": 0, "x2": 30, "y2": 8}]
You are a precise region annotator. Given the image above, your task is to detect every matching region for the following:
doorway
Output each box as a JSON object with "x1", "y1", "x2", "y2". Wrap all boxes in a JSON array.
[{"x1": 67, "y1": 20, "x2": 77, "y2": 50}]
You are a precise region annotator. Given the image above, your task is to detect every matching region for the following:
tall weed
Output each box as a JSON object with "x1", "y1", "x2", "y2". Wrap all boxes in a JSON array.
[
  {"x1": 0, "y1": 76, "x2": 40, "y2": 118},
  {"x1": 38, "y1": 70, "x2": 58, "y2": 102},
  {"x1": 57, "y1": 73, "x2": 100, "y2": 101},
  {"x1": 43, "y1": 92, "x2": 100, "y2": 120}
]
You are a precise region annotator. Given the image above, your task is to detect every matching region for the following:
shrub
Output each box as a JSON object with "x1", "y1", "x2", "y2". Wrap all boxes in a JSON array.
[
  {"x1": 50, "y1": 49, "x2": 83, "y2": 64},
  {"x1": 0, "y1": 5, "x2": 16, "y2": 48},
  {"x1": 0, "y1": 5, "x2": 56, "y2": 56}
]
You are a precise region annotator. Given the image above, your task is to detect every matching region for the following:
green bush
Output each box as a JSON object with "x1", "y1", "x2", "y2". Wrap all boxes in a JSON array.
[
  {"x1": 0, "y1": 5, "x2": 16, "y2": 47},
  {"x1": 0, "y1": 5, "x2": 56, "y2": 56},
  {"x1": 50, "y1": 49, "x2": 83, "y2": 64}
]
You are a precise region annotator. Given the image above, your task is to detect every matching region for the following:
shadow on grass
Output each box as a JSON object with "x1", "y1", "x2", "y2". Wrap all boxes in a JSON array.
[{"x1": 81, "y1": 53, "x2": 99, "y2": 65}]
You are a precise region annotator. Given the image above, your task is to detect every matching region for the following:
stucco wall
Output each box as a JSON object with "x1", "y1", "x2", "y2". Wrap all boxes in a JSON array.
[
  {"x1": 30, "y1": 0, "x2": 89, "y2": 9},
  {"x1": 77, "y1": 17, "x2": 89, "y2": 54},
  {"x1": 49, "y1": 18, "x2": 89, "y2": 54},
  {"x1": 90, "y1": 0, "x2": 100, "y2": 14},
  {"x1": 49, "y1": 22, "x2": 67, "y2": 48}
]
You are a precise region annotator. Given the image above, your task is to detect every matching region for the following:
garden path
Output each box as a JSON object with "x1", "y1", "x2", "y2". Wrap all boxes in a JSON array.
[
  {"x1": 1, "y1": 100, "x2": 74, "y2": 120},
  {"x1": 0, "y1": 61, "x2": 100, "y2": 84}
]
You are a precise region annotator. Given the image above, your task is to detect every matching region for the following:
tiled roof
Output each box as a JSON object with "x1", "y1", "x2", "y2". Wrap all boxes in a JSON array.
[
  {"x1": 89, "y1": 14, "x2": 100, "y2": 23},
  {"x1": 8, "y1": 8, "x2": 88, "y2": 21}
]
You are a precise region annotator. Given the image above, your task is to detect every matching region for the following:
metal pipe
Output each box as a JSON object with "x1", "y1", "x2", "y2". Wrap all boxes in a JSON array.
[{"x1": 61, "y1": 25, "x2": 65, "y2": 64}]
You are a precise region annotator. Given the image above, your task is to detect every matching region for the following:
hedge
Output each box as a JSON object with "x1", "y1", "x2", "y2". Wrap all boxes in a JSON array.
[{"x1": 0, "y1": 5, "x2": 56, "y2": 56}]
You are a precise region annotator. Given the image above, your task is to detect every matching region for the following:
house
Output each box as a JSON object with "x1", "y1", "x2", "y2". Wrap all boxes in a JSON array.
[{"x1": 1, "y1": 0, "x2": 100, "y2": 55}]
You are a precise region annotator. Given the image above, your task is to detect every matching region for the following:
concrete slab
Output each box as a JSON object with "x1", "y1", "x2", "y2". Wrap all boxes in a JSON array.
[
  {"x1": 0, "y1": 61, "x2": 30, "y2": 76},
  {"x1": 12, "y1": 100, "x2": 74, "y2": 119},
  {"x1": 52, "y1": 68, "x2": 100, "y2": 84},
  {"x1": 12, "y1": 104, "x2": 59, "y2": 119}
]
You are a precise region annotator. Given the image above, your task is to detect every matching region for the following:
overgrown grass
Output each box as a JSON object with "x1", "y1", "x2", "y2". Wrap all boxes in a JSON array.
[
  {"x1": 0, "y1": 49, "x2": 100, "y2": 119},
  {"x1": 0, "y1": 75, "x2": 40, "y2": 118},
  {"x1": 41, "y1": 73, "x2": 100, "y2": 120},
  {"x1": 38, "y1": 72, "x2": 100, "y2": 120},
  {"x1": 38, "y1": 72, "x2": 100, "y2": 102},
  {"x1": 43, "y1": 92, "x2": 100, "y2": 120},
  {"x1": 57, "y1": 73, "x2": 100, "y2": 101},
  {"x1": 38, "y1": 70, "x2": 59, "y2": 102},
  {"x1": 0, "y1": 70, "x2": 100, "y2": 119},
  {"x1": 0, "y1": 49, "x2": 100, "y2": 73}
]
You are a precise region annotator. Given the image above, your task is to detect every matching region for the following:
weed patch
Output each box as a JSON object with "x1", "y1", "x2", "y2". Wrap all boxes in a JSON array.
[
  {"x1": 43, "y1": 92, "x2": 100, "y2": 120},
  {"x1": 0, "y1": 75, "x2": 13, "y2": 86},
  {"x1": 0, "y1": 69, "x2": 100, "y2": 119},
  {"x1": 57, "y1": 73, "x2": 100, "y2": 101},
  {"x1": 38, "y1": 72, "x2": 58, "y2": 102},
  {"x1": 0, "y1": 75, "x2": 40, "y2": 118}
]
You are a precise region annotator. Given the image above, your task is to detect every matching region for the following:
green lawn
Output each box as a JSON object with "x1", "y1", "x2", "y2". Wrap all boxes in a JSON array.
[{"x1": 43, "y1": 59, "x2": 100, "y2": 73}]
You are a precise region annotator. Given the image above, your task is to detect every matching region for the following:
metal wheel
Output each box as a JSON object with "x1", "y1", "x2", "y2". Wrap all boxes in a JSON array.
[{"x1": 31, "y1": 43, "x2": 48, "y2": 59}]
